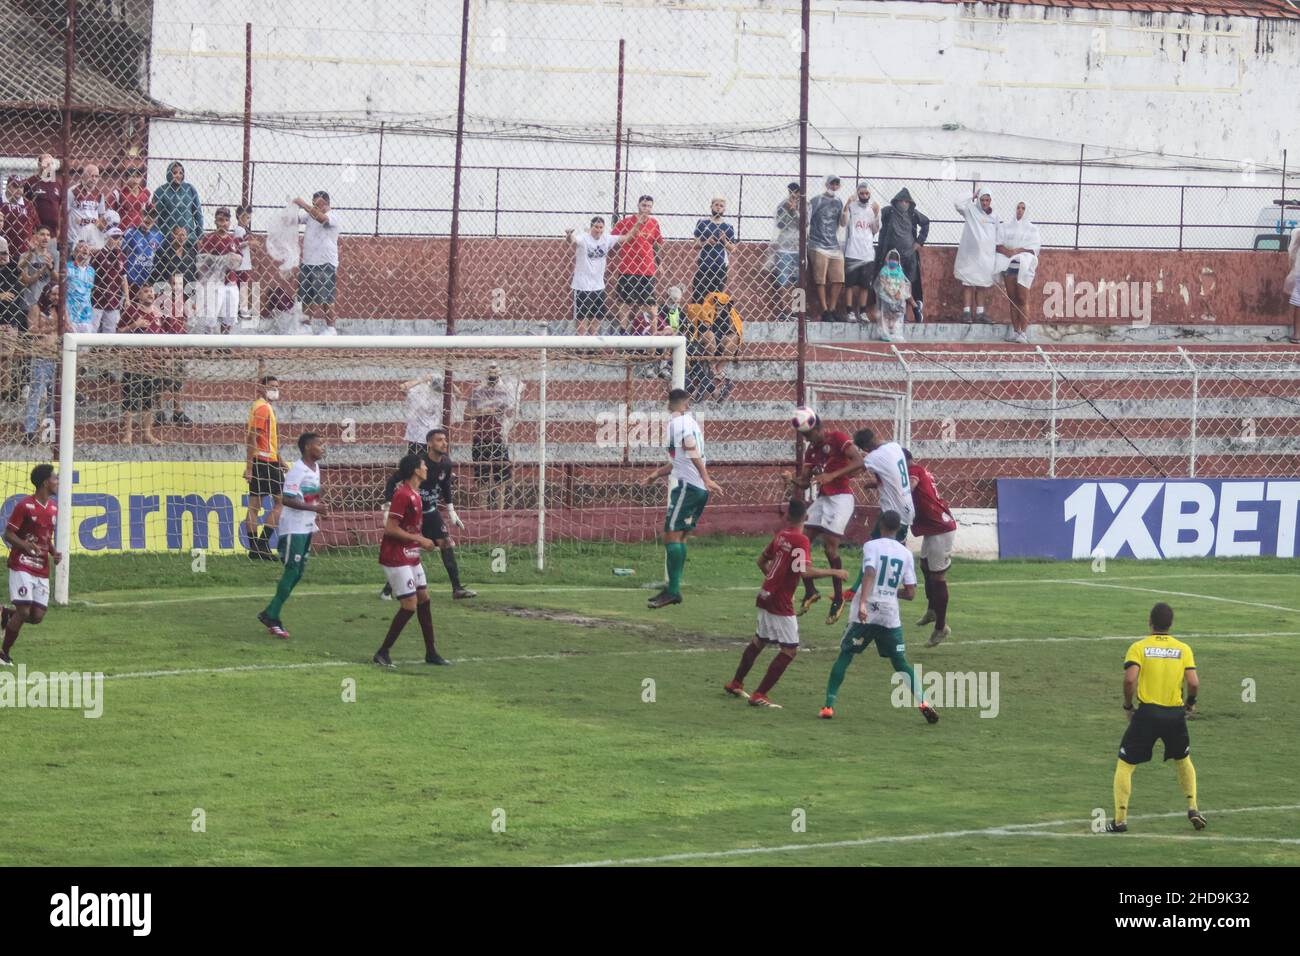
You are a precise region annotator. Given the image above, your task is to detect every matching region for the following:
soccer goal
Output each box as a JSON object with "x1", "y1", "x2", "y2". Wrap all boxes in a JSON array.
[{"x1": 47, "y1": 333, "x2": 686, "y2": 605}]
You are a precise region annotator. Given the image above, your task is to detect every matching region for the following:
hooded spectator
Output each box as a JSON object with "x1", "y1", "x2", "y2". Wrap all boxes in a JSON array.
[
  {"x1": 151, "y1": 162, "x2": 203, "y2": 252},
  {"x1": 874, "y1": 187, "x2": 929, "y2": 323}
]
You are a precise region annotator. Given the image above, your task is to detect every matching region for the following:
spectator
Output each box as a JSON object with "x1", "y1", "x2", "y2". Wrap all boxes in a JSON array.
[
  {"x1": 808, "y1": 175, "x2": 845, "y2": 322},
  {"x1": 21, "y1": 153, "x2": 62, "y2": 239},
  {"x1": 197, "y1": 207, "x2": 243, "y2": 333},
  {"x1": 151, "y1": 162, "x2": 202, "y2": 254},
  {"x1": 767, "y1": 182, "x2": 803, "y2": 320},
  {"x1": 293, "y1": 191, "x2": 340, "y2": 335},
  {"x1": 400, "y1": 372, "x2": 442, "y2": 457},
  {"x1": 234, "y1": 205, "x2": 254, "y2": 321},
  {"x1": 692, "y1": 197, "x2": 736, "y2": 305},
  {"x1": 2, "y1": 178, "x2": 38, "y2": 261},
  {"x1": 90, "y1": 226, "x2": 129, "y2": 333},
  {"x1": 875, "y1": 188, "x2": 929, "y2": 323},
  {"x1": 686, "y1": 290, "x2": 743, "y2": 401},
  {"x1": 66, "y1": 163, "x2": 108, "y2": 251},
  {"x1": 465, "y1": 363, "x2": 515, "y2": 510},
  {"x1": 123, "y1": 205, "x2": 163, "y2": 289},
  {"x1": 109, "y1": 168, "x2": 151, "y2": 230},
  {"x1": 841, "y1": 181, "x2": 880, "y2": 323},
  {"x1": 150, "y1": 225, "x2": 197, "y2": 327},
  {"x1": 873, "y1": 248, "x2": 915, "y2": 344},
  {"x1": 118, "y1": 287, "x2": 163, "y2": 445},
  {"x1": 65, "y1": 240, "x2": 96, "y2": 334},
  {"x1": 21, "y1": 282, "x2": 60, "y2": 447},
  {"x1": 146, "y1": 283, "x2": 191, "y2": 428},
  {"x1": 658, "y1": 284, "x2": 687, "y2": 334},
  {"x1": 995, "y1": 201, "x2": 1043, "y2": 345},
  {"x1": 0, "y1": 238, "x2": 24, "y2": 399},
  {"x1": 566, "y1": 214, "x2": 643, "y2": 336},
  {"x1": 1286, "y1": 226, "x2": 1300, "y2": 345},
  {"x1": 954, "y1": 185, "x2": 998, "y2": 323},
  {"x1": 17, "y1": 226, "x2": 57, "y2": 317},
  {"x1": 610, "y1": 195, "x2": 662, "y2": 334}
]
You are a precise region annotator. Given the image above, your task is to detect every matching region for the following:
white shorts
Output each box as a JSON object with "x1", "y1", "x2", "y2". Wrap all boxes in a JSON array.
[
  {"x1": 201, "y1": 282, "x2": 240, "y2": 326},
  {"x1": 9, "y1": 569, "x2": 50, "y2": 608},
  {"x1": 755, "y1": 608, "x2": 799, "y2": 646},
  {"x1": 805, "y1": 493, "x2": 855, "y2": 536},
  {"x1": 920, "y1": 530, "x2": 957, "y2": 573},
  {"x1": 382, "y1": 562, "x2": 427, "y2": 599},
  {"x1": 93, "y1": 308, "x2": 121, "y2": 334}
]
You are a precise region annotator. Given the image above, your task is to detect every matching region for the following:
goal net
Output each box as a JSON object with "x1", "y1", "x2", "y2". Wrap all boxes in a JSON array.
[{"x1": 30, "y1": 333, "x2": 689, "y2": 605}]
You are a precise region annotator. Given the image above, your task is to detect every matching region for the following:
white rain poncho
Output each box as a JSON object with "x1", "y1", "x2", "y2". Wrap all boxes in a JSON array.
[
  {"x1": 995, "y1": 210, "x2": 1043, "y2": 289},
  {"x1": 264, "y1": 201, "x2": 302, "y2": 278},
  {"x1": 953, "y1": 190, "x2": 998, "y2": 288}
]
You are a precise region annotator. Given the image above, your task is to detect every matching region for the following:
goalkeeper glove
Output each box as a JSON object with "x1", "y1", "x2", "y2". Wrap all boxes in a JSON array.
[{"x1": 447, "y1": 506, "x2": 465, "y2": 530}]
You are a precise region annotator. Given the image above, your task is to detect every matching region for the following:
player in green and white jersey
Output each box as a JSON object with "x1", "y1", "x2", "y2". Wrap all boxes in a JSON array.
[
  {"x1": 258, "y1": 432, "x2": 329, "y2": 639},
  {"x1": 642, "y1": 388, "x2": 722, "y2": 609}
]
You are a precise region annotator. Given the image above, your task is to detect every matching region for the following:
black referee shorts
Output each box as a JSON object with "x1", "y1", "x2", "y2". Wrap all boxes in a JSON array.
[
  {"x1": 249, "y1": 460, "x2": 284, "y2": 497},
  {"x1": 1118, "y1": 703, "x2": 1190, "y2": 765},
  {"x1": 422, "y1": 511, "x2": 450, "y2": 545}
]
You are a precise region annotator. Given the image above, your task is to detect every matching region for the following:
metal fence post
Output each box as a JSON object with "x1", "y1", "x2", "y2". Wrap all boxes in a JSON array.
[
  {"x1": 1177, "y1": 185, "x2": 1185, "y2": 252},
  {"x1": 1177, "y1": 347, "x2": 1198, "y2": 477},
  {"x1": 890, "y1": 345, "x2": 913, "y2": 447},
  {"x1": 1037, "y1": 347, "x2": 1057, "y2": 478}
]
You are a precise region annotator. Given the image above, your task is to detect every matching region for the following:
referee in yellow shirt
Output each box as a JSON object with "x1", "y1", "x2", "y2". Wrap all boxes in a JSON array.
[{"x1": 1108, "y1": 602, "x2": 1206, "y2": 833}]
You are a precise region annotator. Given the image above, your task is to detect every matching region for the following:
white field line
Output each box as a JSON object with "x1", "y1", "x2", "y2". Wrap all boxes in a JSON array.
[
  {"x1": 559, "y1": 804, "x2": 1300, "y2": 867},
  {"x1": 74, "y1": 630, "x2": 1300, "y2": 684},
  {"x1": 1067, "y1": 580, "x2": 1300, "y2": 614}
]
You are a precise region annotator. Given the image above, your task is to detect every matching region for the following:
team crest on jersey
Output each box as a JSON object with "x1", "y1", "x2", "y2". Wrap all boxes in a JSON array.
[{"x1": 18, "y1": 586, "x2": 27, "y2": 597}]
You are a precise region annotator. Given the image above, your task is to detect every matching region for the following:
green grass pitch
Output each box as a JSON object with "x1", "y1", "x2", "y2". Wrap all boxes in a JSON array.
[{"x1": 3, "y1": 539, "x2": 1298, "y2": 866}]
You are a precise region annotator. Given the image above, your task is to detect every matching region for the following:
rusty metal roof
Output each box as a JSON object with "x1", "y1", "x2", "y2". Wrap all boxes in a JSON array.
[{"x1": 924, "y1": 0, "x2": 1300, "y2": 20}]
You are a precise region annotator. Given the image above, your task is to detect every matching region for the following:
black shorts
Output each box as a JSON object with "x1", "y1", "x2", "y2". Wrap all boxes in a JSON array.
[
  {"x1": 692, "y1": 265, "x2": 727, "y2": 304},
  {"x1": 573, "y1": 289, "x2": 608, "y2": 321},
  {"x1": 616, "y1": 274, "x2": 656, "y2": 305},
  {"x1": 249, "y1": 460, "x2": 285, "y2": 497},
  {"x1": 422, "y1": 511, "x2": 449, "y2": 544},
  {"x1": 1118, "y1": 704, "x2": 1190, "y2": 765},
  {"x1": 845, "y1": 258, "x2": 874, "y2": 289},
  {"x1": 120, "y1": 373, "x2": 160, "y2": 412}
]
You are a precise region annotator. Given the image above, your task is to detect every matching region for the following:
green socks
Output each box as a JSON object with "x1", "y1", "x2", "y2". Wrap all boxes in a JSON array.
[
  {"x1": 890, "y1": 651, "x2": 919, "y2": 703},
  {"x1": 264, "y1": 559, "x2": 303, "y2": 620},
  {"x1": 665, "y1": 541, "x2": 687, "y2": 595},
  {"x1": 824, "y1": 649, "x2": 854, "y2": 708}
]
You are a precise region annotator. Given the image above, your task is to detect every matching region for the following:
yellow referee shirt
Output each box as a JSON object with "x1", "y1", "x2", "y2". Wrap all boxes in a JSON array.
[{"x1": 1123, "y1": 633, "x2": 1196, "y2": 708}]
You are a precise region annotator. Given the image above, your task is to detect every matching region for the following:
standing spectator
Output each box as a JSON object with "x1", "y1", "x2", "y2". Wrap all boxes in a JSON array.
[
  {"x1": 767, "y1": 182, "x2": 803, "y2": 320},
  {"x1": 90, "y1": 227, "x2": 128, "y2": 333},
  {"x1": 65, "y1": 240, "x2": 96, "y2": 334},
  {"x1": 21, "y1": 282, "x2": 60, "y2": 447},
  {"x1": 995, "y1": 201, "x2": 1043, "y2": 344},
  {"x1": 0, "y1": 238, "x2": 24, "y2": 399},
  {"x1": 123, "y1": 205, "x2": 163, "y2": 289},
  {"x1": 808, "y1": 175, "x2": 845, "y2": 322},
  {"x1": 465, "y1": 363, "x2": 515, "y2": 510},
  {"x1": 234, "y1": 205, "x2": 254, "y2": 321},
  {"x1": 17, "y1": 227, "x2": 57, "y2": 317},
  {"x1": 2, "y1": 178, "x2": 38, "y2": 261},
  {"x1": 118, "y1": 288, "x2": 163, "y2": 445},
  {"x1": 151, "y1": 162, "x2": 203, "y2": 254},
  {"x1": 874, "y1": 188, "x2": 930, "y2": 323},
  {"x1": 953, "y1": 185, "x2": 998, "y2": 323},
  {"x1": 293, "y1": 191, "x2": 340, "y2": 335},
  {"x1": 566, "y1": 214, "x2": 643, "y2": 336},
  {"x1": 873, "y1": 249, "x2": 914, "y2": 344},
  {"x1": 66, "y1": 163, "x2": 108, "y2": 251},
  {"x1": 841, "y1": 182, "x2": 880, "y2": 323},
  {"x1": 109, "y1": 168, "x2": 151, "y2": 230},
  {"x1": 401, "y1": 372, "x2": 443, "y2": 457},
  {"x1": 1286, "y1": 225, "x2": 1300, "y2": 345},
  {"x1": 149, "y1": 283, "x2": 191, "y2": 428},
  {"x1": 692, "y1": 197, "x2": 737, "y2": 305},
  {"x1": 197, "y1": 207, "x2": 243, "y2": 333},
  {"x1": 21, "y1": 153, "x2": 62, "y2": 239},
  {"x1": 150, "y1": 224, "x2": 197, "y2": 330},
  {"x1": 610, "y1": 195, "x2": 662, "y2": 334}
]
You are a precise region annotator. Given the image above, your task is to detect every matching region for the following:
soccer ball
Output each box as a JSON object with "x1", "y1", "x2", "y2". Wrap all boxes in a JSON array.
[{"x1": 791, "y1": 406, "x2": 819, "y2": 433}]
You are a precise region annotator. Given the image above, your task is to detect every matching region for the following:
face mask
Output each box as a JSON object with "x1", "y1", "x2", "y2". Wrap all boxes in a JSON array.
[{"x1": 265, "y1": 389, "x2": 280, "y2": 401}]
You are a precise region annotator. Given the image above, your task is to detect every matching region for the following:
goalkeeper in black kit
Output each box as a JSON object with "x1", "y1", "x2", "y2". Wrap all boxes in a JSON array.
[{"x1": 380, "y1": 427, "x2": 477, "y2": 601}]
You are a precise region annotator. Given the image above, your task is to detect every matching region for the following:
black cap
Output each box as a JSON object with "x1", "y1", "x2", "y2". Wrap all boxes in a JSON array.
[{"x1": 787, "y1": 182, "x2": 801, "y2": 192}]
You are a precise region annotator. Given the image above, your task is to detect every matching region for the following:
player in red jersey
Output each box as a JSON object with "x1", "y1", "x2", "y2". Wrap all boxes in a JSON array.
[
  {"x1": 781, "y1": 412, "x2": 864, "y2": 625},
  {"x1": 724, "y1": 498, "x2": 848, "y2": 708},
  {"x1": 373, "y1": 453, "x2": 450, "y2": 668},
  {"x1": 905, "y1": 449, "x2": 958, "y2": 647},
  {"x1": 1, "y1": 464, "x2": 60, "y2": 665}
]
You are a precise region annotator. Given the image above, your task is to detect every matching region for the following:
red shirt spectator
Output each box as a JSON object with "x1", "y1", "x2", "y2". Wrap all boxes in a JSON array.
[
  {"x1": 2, "y1": 180, "x2": 38, "y2": 259},
  {"x1": 197, "y1": 229, "x2": 242, "y2": 284},
  {"x1": 755, "y1": 526, "x2": 812, "y2": 616},
  {"x1": 90, "y1": 234, "x2": 128, "y2": 311},
  {"x1": 109, "y1": 171, "x2": 151, "y2": 230},
  {"x1": 22, "y1": 176, "x2": 62, "y2": 235},
  {"x1": 612, "y1": 201, "x2": 661, "y2": 276}
]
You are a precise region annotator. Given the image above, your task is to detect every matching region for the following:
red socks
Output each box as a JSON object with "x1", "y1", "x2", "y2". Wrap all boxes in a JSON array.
[
  {"x1": 416, "y1": 602, "x2": 437, "y2": 655},
  {"x1": 932, "y1": 578, "x2": 950, "y2": 629},
  {"x1": 381, "y1": 608, "x2": 414, "y2": 652},
  {"x1": 733, "y1": 641, "x2": 763, "y2": 683},
  {"x1": 829, "y1": 556, "x2": 843, "y2": 602},
  {"x1": 755, "y1": 651, "x2": 795, "y2": 696}
]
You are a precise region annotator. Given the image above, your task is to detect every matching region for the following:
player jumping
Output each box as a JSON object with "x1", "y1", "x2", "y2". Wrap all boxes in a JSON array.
[
  {"x1": 724, "y1": 498, "x2": 848, "y2": 708},
  {"x1": 905, "y1": 449, "x2": 957, "y2": 647},
  {"x1": 820, "y1": 509, "x2": 938, "y2": 724},
  {"x1": 380, "y1": 427, "x2": 476, "y2": 602},
  {"x1": 1, "y1": 464, "x2": 61, "y2": 666},
  {"x1": 855, "y1": 428, "x2": 915, "y2": 541},
  {"x1": 782, "y1": 412, "x2": 864, "y2": 625},
  {"x1": 374, "y1": 454, "x2": 451, "y2": 668},
  {"x1": 258, "y1": 432, "x2": 330, "y2": 640},
  {"x1": 643, "y1": 388, "x2": 721, "y2": 610}
]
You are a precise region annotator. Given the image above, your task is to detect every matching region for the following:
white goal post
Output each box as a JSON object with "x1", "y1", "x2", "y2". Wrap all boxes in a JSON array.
[{"x1": 53, "y1": 332, "x2": 687, "y2": 605}]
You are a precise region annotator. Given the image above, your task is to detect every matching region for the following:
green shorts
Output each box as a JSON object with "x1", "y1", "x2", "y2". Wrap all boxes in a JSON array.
[
  {"x1": 664, "y1": 482, "x2": 709, "y2": 533},
  {"x1": 277, "y1": 531, "x2": 314, "y2": 568},
  {"x1": 869, "y1": 514, "x2": 909, "y2": 543},
  {"x1": 840, "y1": 621, "x2": 905, "y2": 658}
]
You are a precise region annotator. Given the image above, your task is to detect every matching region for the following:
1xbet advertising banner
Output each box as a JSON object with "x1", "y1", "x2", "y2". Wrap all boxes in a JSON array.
[
  {"x1": 1, "y1": 462, "x2": 256, "y2": 554},
  {"x1": 997, "y1": 478, "x2": 1300, "y2": 560}
]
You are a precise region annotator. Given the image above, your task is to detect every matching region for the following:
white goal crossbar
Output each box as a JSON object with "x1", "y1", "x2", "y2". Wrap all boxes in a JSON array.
[{"x1": 54, "y1": 333, "x2": 687, "y2": 605}]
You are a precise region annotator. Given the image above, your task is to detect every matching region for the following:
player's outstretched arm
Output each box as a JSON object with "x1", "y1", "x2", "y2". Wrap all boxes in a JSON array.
[
  {"x1": 899, "y1": 583, "x2": 916, "y2": 602},
  {"x1": 690, "y1": 452, "x2": 722, "y2": 495},
  {"x1": 641, "y1": 463, "x2": 673, "y2": 486},
  {"x1": 804, "y1": 566, "x2": 849, "y2": 581},
  {"x1": 819, "y1": 444, "x2": 866, "y2": 486}
]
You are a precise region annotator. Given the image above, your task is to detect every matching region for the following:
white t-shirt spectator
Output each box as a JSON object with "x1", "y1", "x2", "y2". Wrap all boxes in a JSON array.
[
  {"x1": 842, "y1": 200, "x2": 880, "y2": 261},
  {"x1": 570, "y1": 233, "x2": 617, "y2": 292},
  {"x1": 233, "y1": 224, "x2": 252, "y2": 271},
  {"x1": 404, "y1": 380, "x2": 442, "y2": 444},
  {"x1": 300, "y1": 210, "x2": 340, "y2": 267}
]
